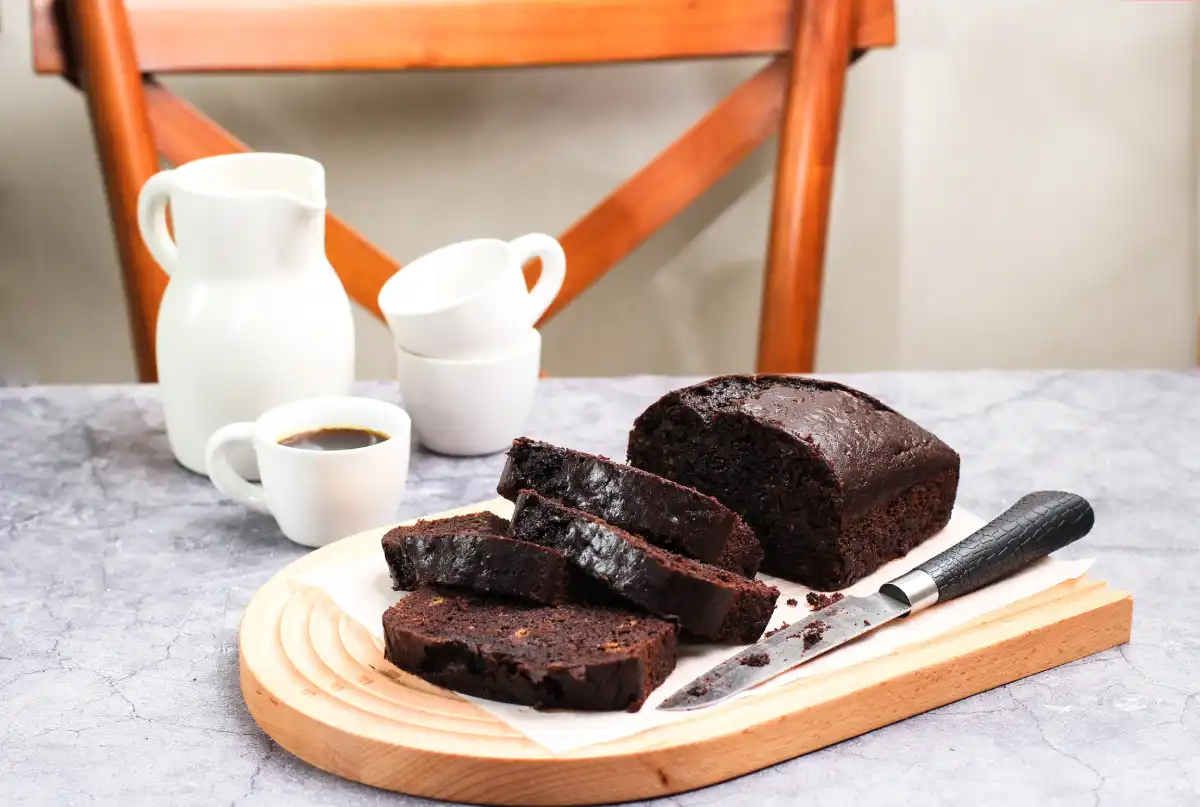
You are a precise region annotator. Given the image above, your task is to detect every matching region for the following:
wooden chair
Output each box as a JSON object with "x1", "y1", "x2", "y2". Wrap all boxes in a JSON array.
[{"x1": 32, "y1": 0, "x2": 895, "y2": 381}]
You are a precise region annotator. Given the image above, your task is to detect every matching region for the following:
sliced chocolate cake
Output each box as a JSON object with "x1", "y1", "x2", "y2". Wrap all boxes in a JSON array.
[
  {"x1": 497, "y1": 437, "x2": 763, "y2": 576},
  {"x1": 627, "y1": 375, "x2": 960, "y2": 590},
  {"x1": 382, "y1": 531, "x2": 574, "y2": 605},
  {"x1": 509, "y1": 491, "x2": 779, "y2": 642},
  {"x1": 381, "y1": 512, "x2": 512, "y2": 589},
  {"x1": 383, "y1": 586, "x2": 678, "y2": 711}
]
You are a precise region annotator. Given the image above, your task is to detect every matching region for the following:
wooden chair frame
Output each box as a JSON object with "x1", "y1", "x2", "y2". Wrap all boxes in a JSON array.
[{"x1": 32, "y1": 0, "x2": 894, "y2": 381}]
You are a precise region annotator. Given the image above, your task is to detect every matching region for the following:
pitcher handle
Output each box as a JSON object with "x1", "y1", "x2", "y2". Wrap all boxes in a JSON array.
[
  {"x1": 508, "y1": 233, "x2": 566, "y2": 325},
  {"x1": 137, "y1": 170, "x2": 179, "y2": 277}
]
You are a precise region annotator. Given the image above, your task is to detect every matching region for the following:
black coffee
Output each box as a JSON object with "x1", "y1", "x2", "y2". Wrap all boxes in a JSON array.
[{"x1": 279, "y1": 427, "x2": 390, "y2": 452}]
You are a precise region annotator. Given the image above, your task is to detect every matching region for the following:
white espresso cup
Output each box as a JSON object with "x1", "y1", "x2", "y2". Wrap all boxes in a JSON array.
[
  {"x1": 396, "y1": 329, "x2": 540, "y2": 456},
  {"x1": 378, "y1": 233, "x2": 566, "y2": 360},
  {"x1": 205, "y1": 397, "x2": 411, "y2": 547}
]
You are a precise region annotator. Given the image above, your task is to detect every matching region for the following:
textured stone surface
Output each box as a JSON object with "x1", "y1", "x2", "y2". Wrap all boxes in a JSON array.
[{"x1": 1, "y1": 372, "x2": 1197, "y2": 806}]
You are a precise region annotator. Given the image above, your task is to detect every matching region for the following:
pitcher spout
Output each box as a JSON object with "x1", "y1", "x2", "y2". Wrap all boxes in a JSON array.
[
  {"x1": 165, "y1": 152, "x2": 330, "y2": 277},
  {"x1": 251, "y1": 154, "x2": 326, "y2": 215}
]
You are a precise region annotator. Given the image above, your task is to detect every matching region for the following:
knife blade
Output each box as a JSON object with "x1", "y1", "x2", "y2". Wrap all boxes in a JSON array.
[{"x1": 657, "y1": 490, "x2": 1095, "y2": 711}]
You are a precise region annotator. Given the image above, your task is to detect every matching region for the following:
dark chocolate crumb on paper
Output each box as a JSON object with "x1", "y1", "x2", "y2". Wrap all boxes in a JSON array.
[
  {"x1": 739, "y1": 652, "x2": 771, "y2": 667},
  {"x1": 805, "y1": 591, "x2": 845, "y2": 610},
  {"x1": 786, "y1": 598, "x2": 798, "y2": 607}
]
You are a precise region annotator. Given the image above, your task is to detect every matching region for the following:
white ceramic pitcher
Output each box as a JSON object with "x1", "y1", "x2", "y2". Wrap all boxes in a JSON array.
[{"x1": 138, "y1": 153, "x2": 355, "y2": 477}]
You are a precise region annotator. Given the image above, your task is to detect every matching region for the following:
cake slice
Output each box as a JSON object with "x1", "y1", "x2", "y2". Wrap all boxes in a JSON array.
[
  {"x1": 627, "y1": 374, "x2": 960, "y2": 590},
  {"x1": 381, "y1": 512, "x2": 513, "y2": 587},
  {"x1": 383, "y1": 527, "x2": 573, "y2": 605},
  {"x1": 383, "y1": 586, "x2": 678, "y2": 711},
  {"x1": 508, "y1": 491, "x2": 779, "y2": 642},
  {"x1": 497, "y1": 437, "x2": 763, "y2": 576}
]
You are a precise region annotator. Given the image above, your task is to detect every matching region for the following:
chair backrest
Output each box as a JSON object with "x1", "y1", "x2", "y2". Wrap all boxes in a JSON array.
[{"x1": 32, "y1": 0, "x2": 894, "y2": 380}]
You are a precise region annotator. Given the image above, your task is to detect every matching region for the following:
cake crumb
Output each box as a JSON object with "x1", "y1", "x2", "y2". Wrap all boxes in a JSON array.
[
  {"x1": 805, "y1": 591, "x2": 845, "y2": 610},
  {"x1": 863, "y1": 619, "x2": 871, "y2": 626},
  {"x1": 764, "y1": 621, "x2": 790, "y2": 638},
  {"x1": 788, "y1": 619, "x2": 828, "y2": 650},
  {"x1": 739, "y1": 652, "x2": 771, "y2": 667},
  {"x1": 785, "y1": 598, "x2": 798, "y2": 607},
  {"x1": 686, "y1": 682, "x2": 710, "y2": 697}
]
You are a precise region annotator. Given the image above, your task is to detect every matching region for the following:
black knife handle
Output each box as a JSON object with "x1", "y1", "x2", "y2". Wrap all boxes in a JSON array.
[{"x1": 915, "y1": 491, "x2": 1094, "y2": 603}]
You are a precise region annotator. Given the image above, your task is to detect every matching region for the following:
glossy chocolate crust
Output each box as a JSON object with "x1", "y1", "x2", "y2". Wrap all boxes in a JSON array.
[
  {"x1": 508, "y1": 491, "x2": 779, "y2": 642},
  {"x1": 381, "y1": 512, "x2": 513, "y2": 588},
  {"x1": 383, "y1": 532, "x2": 573, "y2": 605},
  {"x1": 382, "y1": 586, "x2": 678, "y2": 711},
  {"x1": 497, "y1": 438, "x2": 763, "y2": 576},
  {"x1": 626, "y1": 375, "x2": 960, "y2": 589}
]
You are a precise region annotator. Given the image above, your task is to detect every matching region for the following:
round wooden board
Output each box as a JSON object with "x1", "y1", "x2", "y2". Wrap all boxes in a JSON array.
[{"x1": 239, "y1": 498, "x2": 1133, "y2": 806}]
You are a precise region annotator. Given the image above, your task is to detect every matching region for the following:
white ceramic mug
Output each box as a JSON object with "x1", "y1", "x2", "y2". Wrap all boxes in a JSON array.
[
  {"x1": 205, "y1": 397, "x2": 411, "y2": 547},
  {"x1": 396, "y1": 329, "x2": 540, "y2": 456},
  {"x1": 378, "y1": 234, "x2": 565, "y2": 360}
]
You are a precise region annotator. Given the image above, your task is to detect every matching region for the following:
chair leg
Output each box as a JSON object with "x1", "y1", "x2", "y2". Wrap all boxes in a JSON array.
[
  {"x1": 757, "y1": 0, "x2": 856, "y2": 374},
  {"x1": 66, "y1": 0, "x2": 165, "y2": 382}
]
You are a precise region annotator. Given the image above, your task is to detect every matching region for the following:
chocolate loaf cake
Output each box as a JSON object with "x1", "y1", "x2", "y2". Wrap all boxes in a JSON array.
[
  {"x1": 381, "y1": 512, "x2": 511, "y2": 588},
  {"x1": 497, "y1": 437, "x2": 763, "y2": 576},
  {"x1": 627, "y1": 375, "x2": 960, "y2": 590},
  {"x1": 382, "y1": 520, "x2": 573, "y2": 604},
  {"x1": 509, "y1": 491, "x2": 779, "y2": 642},
  {"x1": 383, "y1": 586, "x2": 678, "y2": 711}
]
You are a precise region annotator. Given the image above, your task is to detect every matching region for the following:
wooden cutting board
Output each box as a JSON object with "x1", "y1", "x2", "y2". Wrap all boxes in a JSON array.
[{"x1": 238, "y1": 498, "x2": 1132, "y2": 806}]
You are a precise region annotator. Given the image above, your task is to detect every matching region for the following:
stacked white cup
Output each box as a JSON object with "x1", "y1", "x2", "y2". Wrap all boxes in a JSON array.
[{"x1": 377, "y1": 234, "x2": 566, "y2": 456}]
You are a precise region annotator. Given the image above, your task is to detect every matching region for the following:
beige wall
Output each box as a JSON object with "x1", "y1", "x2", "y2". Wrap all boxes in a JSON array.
[{"x1": 0, "y1": 0, "x2": 1195, "y2": 384}]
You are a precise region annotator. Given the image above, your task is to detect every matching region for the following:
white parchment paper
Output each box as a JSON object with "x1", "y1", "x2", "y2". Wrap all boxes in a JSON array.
[{"x1": 294, "y1": 504, "x2": 1093, "y2": 753}]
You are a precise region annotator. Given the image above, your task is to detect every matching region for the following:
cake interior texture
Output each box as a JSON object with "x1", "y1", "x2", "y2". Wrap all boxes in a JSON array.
[
  {"x1": 509, "y1": 490, "x2": 778, "y2": 643},
  {"x1": 627, "y1": 375, "x2": 959, "y2": 590},
  {"x1": 382, "y1": 586, "x2": 677, "y2": 711},
  {"x1": 496, "y1": 437, "x2": 763, "y2": 577}
]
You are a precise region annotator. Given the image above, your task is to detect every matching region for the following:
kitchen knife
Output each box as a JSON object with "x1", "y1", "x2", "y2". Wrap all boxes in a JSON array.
[{"x1": 657, "y1": 490, "x2": 1094, "y2": 711}]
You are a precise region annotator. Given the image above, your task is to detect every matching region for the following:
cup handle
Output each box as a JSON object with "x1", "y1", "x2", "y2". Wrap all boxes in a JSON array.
[
  {"x1": 509, "y1": 233, "x2": 566, "y2": 325},
  {"x1": 137, "y1": 169, "x2": 179, "y2": 277},
  {"x1": 205, "y1": 422, "x2": 269, "y2": 513}
]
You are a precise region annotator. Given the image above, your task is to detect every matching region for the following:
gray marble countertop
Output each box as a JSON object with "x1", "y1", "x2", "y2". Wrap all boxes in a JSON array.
[{"x1": 2, "y1": 372, "x2": 1198, "y2": 806}]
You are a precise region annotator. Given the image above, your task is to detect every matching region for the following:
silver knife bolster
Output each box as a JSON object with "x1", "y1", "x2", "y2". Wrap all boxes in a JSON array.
[{"x1": 878, "y1": 569, "x2": 939, "y2": 613}]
